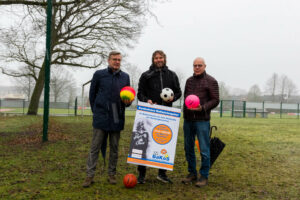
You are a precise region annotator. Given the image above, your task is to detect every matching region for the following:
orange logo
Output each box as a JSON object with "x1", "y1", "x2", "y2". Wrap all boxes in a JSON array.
[
  {"x1": 152, "y1": 124, "x2": 172, "y2": 145},
  {"x1": 161, "y1": 149, "x2": 167, "y2": 154}
]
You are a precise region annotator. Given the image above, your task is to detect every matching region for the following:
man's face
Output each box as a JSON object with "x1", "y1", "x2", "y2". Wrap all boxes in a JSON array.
[
  {"x1": 193, "y1": 58, "x2": 206, "y2": 75},
  {"x1": 153, "y1": 53, "x2": 165, "y2": 68},
  {"x1": 108, "y1": 54, "x2": 122, "y2": 71}
]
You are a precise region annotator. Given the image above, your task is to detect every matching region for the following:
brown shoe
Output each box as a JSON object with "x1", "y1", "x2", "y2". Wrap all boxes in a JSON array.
[
  {"x1": 82, "y1": 177, "x2": 94, "y2": 188},
  {"x1": 182, "y1": 173, "x2": 197, "y2": 184},
  {"x1": 108, "y1": 175, "x2": 117, "y2": 184},
  {"x1": 195, "y1": 176, "x2": 208, "y2": 187}
]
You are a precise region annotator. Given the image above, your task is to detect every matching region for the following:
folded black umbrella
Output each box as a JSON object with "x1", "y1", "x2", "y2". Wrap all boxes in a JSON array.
[{"x1": 210, "y1": 126, "x2": 226, "y2": 168}]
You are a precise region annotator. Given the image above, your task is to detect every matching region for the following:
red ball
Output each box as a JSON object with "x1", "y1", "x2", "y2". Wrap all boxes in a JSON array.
[{"x1": 123, "y1": 174, "x2": 137, "y2": 188}]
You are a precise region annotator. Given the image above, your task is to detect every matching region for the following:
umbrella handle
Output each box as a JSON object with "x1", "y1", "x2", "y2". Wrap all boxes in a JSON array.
[{"x1": 210, "y1": 125, "x2": 217, "y2": 138}]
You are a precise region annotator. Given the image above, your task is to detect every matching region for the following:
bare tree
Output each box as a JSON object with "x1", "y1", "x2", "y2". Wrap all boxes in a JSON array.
[
  {"x1": 123, "y1": 63, "x2": 142, "y2": 91},
  {"x1": 286, "y1": 78, "x2": 298, "y2": 99},
  {"x1": 0, "y1": 0, "x2": 156, "y2": 115},
  {"x1": 264, "y1": 73, "x2": 278, "y2": 101},
  {"x1": 13, "y1": 74, "x2": 35, "y2": 101},
  {"x1": 278, "y1": 75, "x2": 288, "y2": 102},
  {"x1": 247, "y1": 84, "x2": 261, "y2": 102},
  {"x1": 219, "y1": 81, "x2": 230, "y2": 100},
  {"x1": 50, "y1": 67, "x2": 76, "y2": 102}
]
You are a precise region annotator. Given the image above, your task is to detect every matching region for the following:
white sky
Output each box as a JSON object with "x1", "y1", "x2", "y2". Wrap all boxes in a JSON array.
[{"x1": 1, "y1": 0, "x2": 300, "y2": 94}]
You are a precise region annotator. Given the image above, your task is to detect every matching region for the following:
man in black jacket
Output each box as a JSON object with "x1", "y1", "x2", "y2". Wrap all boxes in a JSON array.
[{"x1": 137, "y1": 50, "x2": 182, "y2": 184}]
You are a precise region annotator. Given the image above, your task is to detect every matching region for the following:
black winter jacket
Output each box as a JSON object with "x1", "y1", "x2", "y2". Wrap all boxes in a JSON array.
[
  {"x1": 89, "y1": 67, "x2": 130, "y2": 131},
  {"x1": 137, "y1": 65, "x2": 182, "y2": 107}
]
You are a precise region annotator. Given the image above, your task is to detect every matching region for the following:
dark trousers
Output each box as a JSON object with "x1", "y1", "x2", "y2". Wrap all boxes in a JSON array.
[
  {"x1": 86, "y1": 128, "x2": 120, "y2": 177},
  {"x1": 138, "y1": 165, "x2": 167, "y2": 176}
]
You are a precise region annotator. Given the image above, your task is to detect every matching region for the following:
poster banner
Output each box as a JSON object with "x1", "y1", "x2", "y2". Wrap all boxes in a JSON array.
[{"x1": 127, "y1": 101, "x2": 181, "y2": 171}]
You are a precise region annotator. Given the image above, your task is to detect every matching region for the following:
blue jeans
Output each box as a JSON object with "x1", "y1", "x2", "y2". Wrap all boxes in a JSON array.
[{"x1": 183, "y1": 120, "x2": 210, "y2": 178}]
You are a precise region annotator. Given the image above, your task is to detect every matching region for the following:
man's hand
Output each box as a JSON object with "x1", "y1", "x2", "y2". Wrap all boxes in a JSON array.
[
  {"x1": 188, "y1": 104, "x2": 202, "y2": 111},
  {"x1": 122, "y1": 99, "x2": 133, "y2": 105},
  {"x1": 147, "y1": 99, "x2": 154, "y2": 105}
]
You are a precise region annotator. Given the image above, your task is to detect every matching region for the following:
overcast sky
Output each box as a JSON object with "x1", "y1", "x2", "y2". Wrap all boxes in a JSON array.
[{"x1": 1, "y1": 0, "x2": 300, "y2": 94}]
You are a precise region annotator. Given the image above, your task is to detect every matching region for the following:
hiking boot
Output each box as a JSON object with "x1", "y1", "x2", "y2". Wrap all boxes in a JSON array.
[
  {"x1": 137, "y1": 174, "x2": 146, "y2": 184},
  {"x1": 108, "y1": 175, "x2": 117, "y2": 185},
  {"x1": 157, "y1": 174, "x2": 173, "y2": 184},
  {"x1": 82, "y1": 177, "x2": 94, "y2": 188},
  {"x1": 182, "y1": 173, "x2": 197, "y2": 184},
  {"x1": 195, "y1": 176, "x2": 208, "y2": 187}
]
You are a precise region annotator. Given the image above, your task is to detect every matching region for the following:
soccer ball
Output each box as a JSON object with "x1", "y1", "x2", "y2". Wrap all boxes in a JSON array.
[
  {"x1": 123, "y1": 174, "x2": 137, "y2": 188},
  {"x1": 160, "y1": 88, "x2": 174, "y2": 102}
]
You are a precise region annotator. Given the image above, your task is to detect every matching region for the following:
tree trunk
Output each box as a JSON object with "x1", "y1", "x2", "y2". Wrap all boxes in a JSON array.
[{"x1": 27, "y1": 61, "x2": 46, "y2": 115}]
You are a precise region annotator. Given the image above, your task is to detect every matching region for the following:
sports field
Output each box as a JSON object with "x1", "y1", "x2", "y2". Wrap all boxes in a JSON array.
[{"x1": 0, "y1": 115, "x2": 299, "y2": 199}]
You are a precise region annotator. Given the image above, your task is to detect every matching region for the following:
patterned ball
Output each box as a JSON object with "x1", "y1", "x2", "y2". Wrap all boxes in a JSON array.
[
  {"x1": 185, "y1": 94, "x2": 200, "y2": 108},
  {"x1": 120, "y1": 86, "x2": 135, "y2": 102}
]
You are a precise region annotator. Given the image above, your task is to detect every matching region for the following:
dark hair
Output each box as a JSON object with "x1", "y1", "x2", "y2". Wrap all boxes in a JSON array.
[
  {"x1": 108, "y1": 51, "x2": 121, "y2": 59},
  {"x1": 152, "y1": 50, "x2": 166, "y2": 65}
]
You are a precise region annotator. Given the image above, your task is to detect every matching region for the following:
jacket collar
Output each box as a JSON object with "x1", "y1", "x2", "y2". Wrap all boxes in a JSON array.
[
  {"x1": 107, "y1": 66, "x2": 121, "y2": 75},
  {"x1": 193, "y1": 71, "x2": 206, "y2": 79},
  {"x1": 149, "y1": 64, "x2": 168, "y2": 72}
]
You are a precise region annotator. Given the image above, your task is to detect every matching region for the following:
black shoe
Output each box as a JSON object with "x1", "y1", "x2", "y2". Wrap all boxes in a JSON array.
[
  {"x1": 137, "y1": 175, "x2": 146, "y2": 184},
  {"x1": 157, "y1": 174, "x2": 173, "y2": 184}
]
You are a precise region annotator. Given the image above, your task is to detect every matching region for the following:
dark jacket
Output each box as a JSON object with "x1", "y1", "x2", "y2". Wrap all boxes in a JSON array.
[
  {"x1": 89, "y1": 67, "x2": 130, "y2": 131},
  {"x1": 183, "y1": 71, "x2": 219, "y2": 121},
  {"x1": 137, "y1": 65, "x2": 182, "y2": 107}
]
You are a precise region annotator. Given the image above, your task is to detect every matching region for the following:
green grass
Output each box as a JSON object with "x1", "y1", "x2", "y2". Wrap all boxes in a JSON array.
[{"x1": 0, "y1": 115, "x2": 299, "y2": 199}]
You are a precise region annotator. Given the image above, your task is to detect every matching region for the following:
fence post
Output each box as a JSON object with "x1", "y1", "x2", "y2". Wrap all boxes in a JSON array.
[
  {"x1": 254, "y1": 108, "x2": 257, "y2": 118},
  {"x1": 220, "y1": 100, "x2": 223, "y2": 118},
  {"x1": 23, "y1": 99, "x2": 25, "y2": 114},
  {"x1": 74, "y1": 97, "x2": 78, "y2": 116},
  {"x1": 231, "y1": 100, "x2": 234, "y2": 117},
  {"x1": 297, "y1": 103, "x2": 299, "y2": 119},
  {"x1": 280, "y1": 102, "x2": 282, "y2": 119},
  {"x1": 68, "y1": 102, "x2": 70, "y2": 116},
  {"x1": 243, "y1": 101, "x2": 246, "y2": 118}
]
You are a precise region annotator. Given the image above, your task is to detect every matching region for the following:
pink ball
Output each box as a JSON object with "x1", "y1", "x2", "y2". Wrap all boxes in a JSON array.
[{"x1": 185, "y1": 95, "x2": 200, "y2": 108}]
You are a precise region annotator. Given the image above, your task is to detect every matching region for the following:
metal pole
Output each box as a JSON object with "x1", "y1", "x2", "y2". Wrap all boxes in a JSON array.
[
  {"x1": 81, "y1": 85, "x2": 84, "y2": 116},
  {"x1": 231, "y1": 100, "x2": 234, "y2": 117},
  {"x1": 280, "y1": 102, "x2": 282, "y2": 119},
  {"x1": 220, "y1": 100, "x2": 223, "y2": 118},
  {"x1": 43, "y1": 0, "x2": 53, "y2": 142},
  {"x1": 297, "y1": 103, "x2": 299, "y2": 119},
  {"x1": 74, "y1": 97, "x2": 78, "y2": 116},
  {"x1": 243, "y1": 101, "x2": 246, "y2": 118}
]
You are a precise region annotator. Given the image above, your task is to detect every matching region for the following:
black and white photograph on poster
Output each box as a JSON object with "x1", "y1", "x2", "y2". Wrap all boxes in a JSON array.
[{"x1": 129, "y1": 118, "x2": 152, "y2": 159}]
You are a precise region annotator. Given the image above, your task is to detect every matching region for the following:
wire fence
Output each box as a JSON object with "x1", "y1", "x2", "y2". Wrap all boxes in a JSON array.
[{"x1": 0, "y1": 98, "x2": 299, "y2": 119}]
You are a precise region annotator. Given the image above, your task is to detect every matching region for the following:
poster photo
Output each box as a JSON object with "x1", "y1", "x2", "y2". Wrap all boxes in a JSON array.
[{"x1": 127, "y1": 101, "x2": 181, "y2": 171}]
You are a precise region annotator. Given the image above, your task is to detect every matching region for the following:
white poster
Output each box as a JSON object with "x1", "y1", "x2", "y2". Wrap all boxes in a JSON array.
[{"x1": 127, "y1": 101, "x2": 181, "y2": 171}]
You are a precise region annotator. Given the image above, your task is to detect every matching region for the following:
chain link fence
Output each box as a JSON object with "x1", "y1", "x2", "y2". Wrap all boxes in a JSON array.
[{"x1": 1, "y1": 98, "x2": 299, "y2": 119}]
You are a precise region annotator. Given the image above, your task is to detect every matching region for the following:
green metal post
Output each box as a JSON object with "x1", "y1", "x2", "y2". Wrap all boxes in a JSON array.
[
  {"x1": 231, "y1": 100, "x2": 234, "y2": 117},
  {"x1": 74, "y1": 97, "x2": 78, "y2": 116},
  {"x1": 254, "y1": 108, "x2": 256, "y2": 118},
  {"x1": 243, "y1": 101, "x2": 246, "y2": 118},
  {"x1": 43, "y1": 0, "x2": 53, "y2": 142},
  {"x1": 220, "y1": 100, "x2": 223, "y2": 117},
  {"x1": 23, "y1": 99, "x2": 25, "y2": 114},
  {"x1": 280, "y1": 102, "x2": 282, "y2": 119},
  {"x1": 297, "y1": 103, "x2": 299, "y2": 119}
]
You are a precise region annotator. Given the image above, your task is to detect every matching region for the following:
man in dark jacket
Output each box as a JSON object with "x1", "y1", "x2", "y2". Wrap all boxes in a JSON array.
[
  {"x1": 83, "y1": 51, "x2": 132, "y2": 188},
  {"x1": 137, "y1": 50, "x2": 182, "y2": 184},
  {"x1": 181, "y1": 57, "x2": 219, "y2": 187}
]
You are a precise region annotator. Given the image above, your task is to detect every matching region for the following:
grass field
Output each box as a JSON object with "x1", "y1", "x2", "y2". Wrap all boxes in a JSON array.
[{"x1": 0, "y1": 115, "x2": 299, "y2": 199}]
